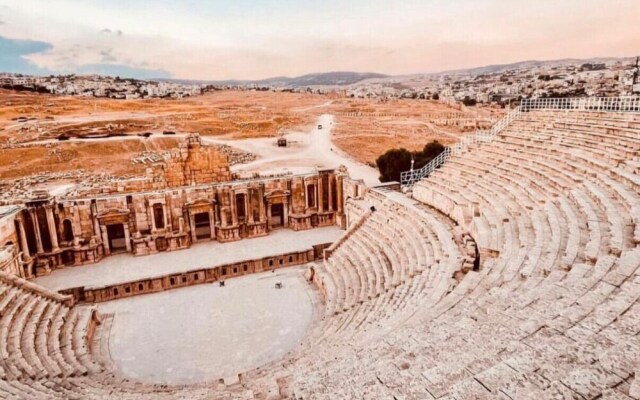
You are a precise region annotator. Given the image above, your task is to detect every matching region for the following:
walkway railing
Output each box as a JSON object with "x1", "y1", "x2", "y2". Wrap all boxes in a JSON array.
[
  {"x1": 521, "y1": 96, "x2": 640, "y2": 112},
  {"x1": 400, "y1": 105, "x2": 521, "y2": 188},
  {"x1": 400, "y1": 96, "x2": 640, "y2": 188}
]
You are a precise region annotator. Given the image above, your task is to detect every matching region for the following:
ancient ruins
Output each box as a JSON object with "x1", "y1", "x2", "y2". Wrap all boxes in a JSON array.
[{"x1": 0, "y1": 96, "x2": 639, "y2": 400}]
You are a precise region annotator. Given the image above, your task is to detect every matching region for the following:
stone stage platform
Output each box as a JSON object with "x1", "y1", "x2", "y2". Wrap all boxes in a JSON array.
[
  {"x1": 96, "y1": 266, "x2": 318, "y2": 384},
  {"x1": 35, "y1": 226, "x2": 342, "y2": 291}
]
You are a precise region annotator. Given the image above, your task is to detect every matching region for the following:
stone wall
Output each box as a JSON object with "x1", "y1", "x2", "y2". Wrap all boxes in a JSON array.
[
  {"x1": 62, "y1": 243, "x2": 331, "y2": 303},
  {"x1": 0, "y1": 206, "x2": 22, "y2": 276},
  {"x1": 6, "y1": 168, "x2": 355, "y2": 278},
  {"x1": 163, "y1": 133, "x2": 232, "y2": 187}
]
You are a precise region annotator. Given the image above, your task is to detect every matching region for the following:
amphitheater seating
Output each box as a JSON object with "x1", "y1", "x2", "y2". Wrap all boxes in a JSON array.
[
  {"x1": 1, "y1": 107, "x2": 639, "y2": 399},
  {"x1": 292, "y1": 109, "x2": 640, "y2": 398}
]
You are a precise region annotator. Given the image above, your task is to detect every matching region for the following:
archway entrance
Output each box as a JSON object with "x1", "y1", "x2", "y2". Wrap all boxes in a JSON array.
[
  {"x1": 194, "y1": 212, "x2": 211, "y2": 239},
  {"x1": 270, "y1": 204, "x2": 284, "y2": 228},
  {"x1": 107, "y1": 224, "x2": 127, "y2": 253}
]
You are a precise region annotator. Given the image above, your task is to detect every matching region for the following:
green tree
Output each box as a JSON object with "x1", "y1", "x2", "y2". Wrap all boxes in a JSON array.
[
  {"x1": 376, "y1": 140, "x2": 445, "y2": 182},
  {"x1": 376, "y1": 148, "x2": 412, "y2": 182}
]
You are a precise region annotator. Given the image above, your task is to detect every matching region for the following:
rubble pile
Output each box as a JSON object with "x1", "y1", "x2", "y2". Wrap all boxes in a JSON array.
[
  {"x1": 214, "y1": 144, "x2": 257, "y2": 165},
  {"x1": 132, "y1": 151, "x2": 163, "y2": 164}
]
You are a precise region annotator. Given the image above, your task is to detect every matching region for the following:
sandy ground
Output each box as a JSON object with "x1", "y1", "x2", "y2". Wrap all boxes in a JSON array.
[
  {"x1": 34, "y1": 226, "x2": 342, "y2": 291},
  {"x1": 327, "y1": 99, "x2": 504, "y2": 165},
  {"x1": 0, "y1": 89, "x2": 324, "y2": 141},
  {"x1": 206, "y1": 114, "x2": 381, "y2": 185},
  {"x1": 0, "y1": 90, "x2": 492, "y2": 182},
  {"x1": 97, "y1": 266, "x2": 317, "y2": 384}
]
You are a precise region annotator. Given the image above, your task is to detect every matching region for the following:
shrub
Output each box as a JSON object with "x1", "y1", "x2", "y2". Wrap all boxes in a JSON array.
[
  {"x1": 376, "y1": 140, "x2": 445, "y2": 182},
  {"x1": 462, "y1": 96, "x2": 477, "y2": 106},
  {"x1": 376, "y1": 148, "x2": 412, "y2": 183}
]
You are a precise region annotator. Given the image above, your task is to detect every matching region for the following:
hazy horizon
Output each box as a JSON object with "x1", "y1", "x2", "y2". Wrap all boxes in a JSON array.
[{"x1": 0, "y1": 0, "x2": 639, "y2": 80}]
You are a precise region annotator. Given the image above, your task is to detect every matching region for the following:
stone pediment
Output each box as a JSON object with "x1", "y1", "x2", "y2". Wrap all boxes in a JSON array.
[
  {"x1": 186, "y1": 198, "x2": 215, "y2": 207},
  {"x1": 265, "y1": 189, "x2": 290, "y2": 199},
  {"x1": 96, "y1": 209, "x2": 130, "y2": 224},
  {"x1": 97, "y1": 209, "x2": 129, "y2": 219}
]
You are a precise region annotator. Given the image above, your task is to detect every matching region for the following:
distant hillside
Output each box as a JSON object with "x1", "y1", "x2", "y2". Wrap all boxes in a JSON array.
[
  {"x1": 437, "y1": 56, "x2": 636, "y2": 76},
  {"x1": 152, "y1": 56, "x2": 638, "y2": 87},
  {"x1": 162, "y1": 71, "x2": 388, "y2": 87}
]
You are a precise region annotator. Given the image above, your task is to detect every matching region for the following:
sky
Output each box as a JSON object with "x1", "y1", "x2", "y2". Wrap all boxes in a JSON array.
[{"x1": 0, "y1": 0, "x2": 638, "y2": 80}]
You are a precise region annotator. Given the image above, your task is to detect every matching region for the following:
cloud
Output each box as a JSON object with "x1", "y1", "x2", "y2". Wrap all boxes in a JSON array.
[
  {"x1": 0, "y1": 35, "x2": 52, "y2": 74},
  {"x1": 99, "y1": 49, "x2": 117, "y2": 63},
  {"x1": 2, "y1": 0, "x2": 639, "y2": 80},
  {"x1": 100, "y1": 28, "x2": 123, "y2": 36},
  {"x1": 0, "y1": 34, "x2": 169, "y2": 79}
]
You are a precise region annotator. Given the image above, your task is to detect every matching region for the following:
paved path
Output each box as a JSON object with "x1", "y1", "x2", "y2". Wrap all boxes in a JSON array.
[
  {"x1": 206, "y1": 114, "x2": 381, "y2": 186},
  {"x1": 35, "y1": 226, "x2": 342, "y2": 291}
]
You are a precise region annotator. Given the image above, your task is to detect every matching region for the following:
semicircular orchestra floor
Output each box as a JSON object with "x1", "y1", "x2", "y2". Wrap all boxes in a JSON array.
[{"x1": 96, "y1": 266, "x2": 318, "y2": 384}]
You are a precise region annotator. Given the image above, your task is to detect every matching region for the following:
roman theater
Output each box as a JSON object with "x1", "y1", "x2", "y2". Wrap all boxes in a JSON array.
[{"x1": 0, "y1": 95, "x2": 639, "y2": 400}]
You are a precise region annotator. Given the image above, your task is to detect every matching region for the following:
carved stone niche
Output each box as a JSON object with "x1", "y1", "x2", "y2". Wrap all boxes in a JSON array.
[
  {"x1": 265, "y1": 189, "x2": 290, "y2": 229},
  {"x1": 96, "y1": 209, "x2": 131, "y2": 255},
  {"x1": 185, "y1": 198, "x2": 216, "y2": 242}
]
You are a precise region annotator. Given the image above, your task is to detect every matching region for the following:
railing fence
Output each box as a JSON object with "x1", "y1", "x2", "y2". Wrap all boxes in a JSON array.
[{"x1": 400, "y1": 96, "x2": 640, "y2": 188}]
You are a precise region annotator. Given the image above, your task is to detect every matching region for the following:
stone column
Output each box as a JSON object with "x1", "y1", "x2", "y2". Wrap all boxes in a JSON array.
[
  {"x1": 45, "y1": 205, "x2": 59, "y2": 252},
  {"x1": 189, "y1": 210, "x2": 197, "y2": 243},
  {"x1": 337, "y1": 175, "x2": 344, "y2": 214},
  {"x1": 230, "y1": 191, "x2": 238, "y2": 226},
  {"x1": 29, "y1": 208, "x2": 44, "y2": 254},
  {"x1": 150, "y1": 206, "x2": 157, "y2": 231},
  {"x1": 266, "y1": 200, "x2": 272, "y2": 230},
  {"x1": 123, "y1": 224, "x2": 132, "y2": 252},
  {"x1": 304, "y1": 183, "x2": 310, "y2": 210},
  {"x1": 258, "y1": 186, "x2": 266, "y2": 223},
  {"x1": 15, "y1": 216, "x2": 31, "y2": 262},
  {"x1": 101, "y1": 225, "x2": 110, "y2": 256},
  {"x1": 162, "y1": 204, "x2": 173, "y2": 233},
  {"x1": 209, "y1": 206, "x2": 216, "y2": 239},
  {"x1": 247, "y1": 191, "x2": 255, "y2": 224},
  {"x1": 221, "y1": 207, "x2": 228, "y2": 228},
  {"x1": 283, "y1": 199, "x2": 289, "y2": 227},
  {"x1": 244, "y1": 194, "x2": 251, "y2": 224},
  {"x1": 165, "y1": 195, "x2": 173, "y2": 232},
  {"x1": 178, "y1": 217, "x2": 185, "y2": 233},
  {"x1": 162, "y1": 204, "x2": 168, "y2": 231},
  {"x1": 328, "y1": 175, "x2": 334, "y2": 212},
  {"x1": 318, "y1": 175, "x2": 324, "y2": 213},
  {"x1": 91, "y1": 203, "x2": 101, "y2": 239}
]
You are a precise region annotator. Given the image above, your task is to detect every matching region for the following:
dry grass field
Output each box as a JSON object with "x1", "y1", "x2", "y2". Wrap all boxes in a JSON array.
[
  {"x1": 326, "y1": 98, "x2": 504, "y2": 165},
  {"x1": 0, "y1": 89, "x2": 499, "y2": 181},
  {"x1": 0, "y1": 89, "x2": 324, "y2": 142}
]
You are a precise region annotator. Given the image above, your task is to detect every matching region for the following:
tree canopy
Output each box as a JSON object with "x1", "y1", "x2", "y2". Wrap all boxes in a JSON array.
[{"x1": 375, "y1": 140, "x2": 445, "y2": 182}]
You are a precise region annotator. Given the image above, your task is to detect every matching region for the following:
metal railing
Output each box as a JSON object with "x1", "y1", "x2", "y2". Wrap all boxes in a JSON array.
[
  {"x1": 521, "y1": 96, "x2": 640, "y2": 112},
  {"x1": 400, "y1": 96, "x2": 640, "y2": 188},
  {"x1": 400, "y1": 105, "x2": 521, "y2": 187}
]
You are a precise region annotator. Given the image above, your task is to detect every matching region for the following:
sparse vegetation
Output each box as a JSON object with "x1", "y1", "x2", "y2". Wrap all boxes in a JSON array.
[
  {"x1": 462, "y1": 96, "x2": 477, "y2": 106},
  {"x1": 375, "y1": 140, "x2": 445, "y2": 182}
]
